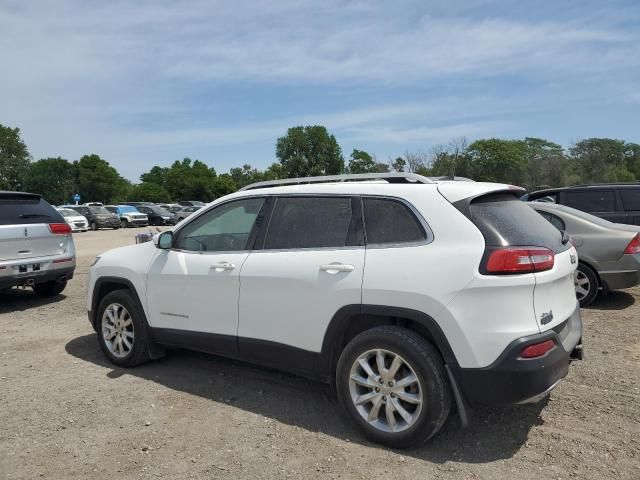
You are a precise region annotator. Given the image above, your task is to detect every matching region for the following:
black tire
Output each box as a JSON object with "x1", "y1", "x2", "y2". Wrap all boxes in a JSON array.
[
  {"x1": 336, "y1": 326, "x2": 451, "y2": 448},
  {"x1": 121, "y1": 219, "x2": 128, "y2": 228},
  {"x1": 575, "y1": 262, "x2": 599, "y2": 307},
  {"x1": 32, "y1": 279, "x2": 67, "y2": 297},
  {"x1": 91, "y1": 222, "x2": 98, "y2": 231},
  {"x1": 96, "y1": 289, "x2": 152, "y2": 367},
  {"x1": 112, "y1": 227, "x2": 120, "y2": 230}
]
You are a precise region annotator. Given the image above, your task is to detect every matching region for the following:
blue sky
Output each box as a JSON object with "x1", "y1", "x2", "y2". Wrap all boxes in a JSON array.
[{"x1": 1, "y1": 0, "x2": 639, "y2": 181}]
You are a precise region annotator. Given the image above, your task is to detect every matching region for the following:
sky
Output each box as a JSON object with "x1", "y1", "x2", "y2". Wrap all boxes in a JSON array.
[{"x1": 1, "y1": 0, "x2": 639, "y2": 181}]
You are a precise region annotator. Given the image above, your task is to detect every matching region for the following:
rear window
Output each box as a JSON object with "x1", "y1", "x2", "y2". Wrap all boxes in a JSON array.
[
  {"x1": 363, "y1": 197, "x2": 427, "y2": 244},
  {"x1": 0, "y1": 193, "x2": 64, "y2": 225},
  {"x1": 620, "y1": 189, "x2": 640, "y2": 211},
  {"x1": 469, "y1": 193, "x2": 566, "y2": 252},
  {"x1": 89, "y1": 206, "x2": 111, "y2": 215},
  {"x1": 564, "y1": 190, "x2": 615, "y2": 212}
]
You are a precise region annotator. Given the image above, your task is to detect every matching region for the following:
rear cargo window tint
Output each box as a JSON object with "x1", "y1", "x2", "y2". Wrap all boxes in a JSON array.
[
  {"x1": 265, "y1": 197, "x2": 354, "y2": 249},
  {"x1": 363, "y1": 198, "x2": 426, "y2": 244},
  {"x1": 469, "y1": 194, "x2": 565, "y2": 252},
  {"x1": 620, "y1": 189, "x2": 640, "y2": 211},
  {"x1": 0, "y1": 194, "x2": 63, "y2": 225},
  {"x1": 564, "y1": 191, "x2": 615, "y2": 212}
]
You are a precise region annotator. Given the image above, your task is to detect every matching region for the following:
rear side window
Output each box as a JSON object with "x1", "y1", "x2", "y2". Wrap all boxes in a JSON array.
[
  {"x1": 469, "y1": 193, "x2": 566, "y2": 252},
  {"x1": 620, "y1": 189, "x2": 640, "y2": 211},
  {"x1": 264, "y1": 197, "x2": 357, "y2": 249},
  {"x1": 0, "y1": 193, "x2": 63, "y2": 225},
  {"x1": 363, "y1": 197, "x2": 426, "y2": 245},
  {"x1": 537, "y1": 211, "x2": 566, "y2": 232},
  {"x1": 564, "y1": 191, "x2": 615, "y2": 212}
]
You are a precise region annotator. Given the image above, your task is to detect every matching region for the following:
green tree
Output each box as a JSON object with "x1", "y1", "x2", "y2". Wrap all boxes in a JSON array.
[
  {"x1": 74, "y1": 154, "x2": 129, "y2": 204},
  {"x1": 570, "y1": 138, "x2": 634, "y2": 183},
  {"x1": 24, "y1": 157, "x2": 75, "y2": 205},
  {"x1": 347, "y1": 149, "x2": 376, "y2": 174},
  {"x1": 523, "y1": 137, "x2": 568, "y2": 188},
  {"x1": 130, "y1": 182, "x2": 170, "y2": 202},
  {"x1": 276, "y1": 126, "x2": 344, "y2": 177},
  {"x1": 467, "y1": 139, "x2": 527, "y2": 184},
  {"x1": 0, "y1": 124, "x2": 31, "y2": 190},
  {"x1": 229, "y1": 164, "x2": 264, "y2": 189},
  {"x1": 391, "y1": 157, "x2": 406, "y2": 172}
]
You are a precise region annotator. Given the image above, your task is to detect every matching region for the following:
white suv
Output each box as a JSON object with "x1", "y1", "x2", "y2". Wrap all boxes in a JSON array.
[{"x1": 86, "y1": 174, "x2": 583, "y2": 448}]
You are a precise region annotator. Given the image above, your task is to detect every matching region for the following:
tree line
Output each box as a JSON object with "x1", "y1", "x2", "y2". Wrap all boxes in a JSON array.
[{"x1": 1, "y1": 123, "x2": 638, "y2": 205}]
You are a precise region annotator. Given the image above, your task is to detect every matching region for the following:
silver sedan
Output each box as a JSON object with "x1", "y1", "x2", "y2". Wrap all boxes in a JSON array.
[{"x1": 529, "y1": 202, "x2": 640, "y2": 306}]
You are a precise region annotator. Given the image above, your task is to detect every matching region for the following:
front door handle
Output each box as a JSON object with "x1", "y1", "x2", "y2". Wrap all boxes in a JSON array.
[
  {"x1": 320, "y1": 263, "x2": 355, "y2": 274},
  {"x1": 211, "y1": 262, "x2": 236, "y2": 272}
]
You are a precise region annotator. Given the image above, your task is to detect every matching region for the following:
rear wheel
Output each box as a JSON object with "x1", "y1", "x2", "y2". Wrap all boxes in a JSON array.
[
  {"x1": 575, "y1": 263, "x2": 599, "y2": 307},
  {"x1": 91, "y1": 222, "x2": 98, "y2": 231},
  {"x1": 336, "y1": 326, "x2": 451, "y2": 448},
  {"x1": 33, "y1": 279, "x2": 67, "y2": 297},
  {"x1": 121, "y1": 219, "x2": 128, "y2": 228},
  {"x1": 96, "y1": 290, "x2": 152, "y2": 367}
]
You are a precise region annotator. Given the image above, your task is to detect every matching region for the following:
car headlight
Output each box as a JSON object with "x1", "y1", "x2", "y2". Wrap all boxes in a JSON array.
[{"x1": 90, "y1": 256, "x2": 101, "y2": 267}]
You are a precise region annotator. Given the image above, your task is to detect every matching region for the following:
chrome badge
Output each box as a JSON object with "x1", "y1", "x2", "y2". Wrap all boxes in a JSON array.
[
  {"x1": 570, "y1": 254, "x2": 577, "y2": 264},
  {"x1": 540, "y1": 310, "x2": 554, "y2": 325}
]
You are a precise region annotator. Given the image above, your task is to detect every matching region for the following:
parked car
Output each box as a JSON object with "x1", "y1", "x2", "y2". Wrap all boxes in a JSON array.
[
  {"x1": 87, "y1": 173, "x2": 583, "y2": 448},
  {"x1": 132, "y1": 205, "x2": 176, "y2": 226},
  {"x1": 59, "y1": 205, "x2": 121, "y2": 230},
  {"x1": 105, "y1": 205, "x2": 149, "y2": 228},
  {"x1": 157, "y1": 203, "x2": 183, "y2": 214},
  {"x1": 177, "y1": 200, "x2": 206, "y2": 207},
  {"x1": 56, "y1": 208, "x2": 88, "y2": 232},
  {"x1": 1, "y1": 191, "x2": 76, "y2": 296},
  {"x1": 84, "y1": 202, "x2": 104, "y2": 207},
  {"x1": 173, "y1": 206, "x2": 201, "y2": 222},
  {"x1": 523, "y1": 183, "x2": 640, "y2": 225},
  {"x1": 529, "y1": 202, "x2": 640, "y2": 306}
]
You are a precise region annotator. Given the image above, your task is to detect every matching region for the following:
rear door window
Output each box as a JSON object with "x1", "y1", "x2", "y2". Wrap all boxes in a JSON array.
[
  {"x1": 620, "y1": 189, "x2": 640, "y2": 211},
  {"x1": 563, "y1": 191, "x2": 615, "y2": 212},
  {"x1": 0, "y1": 193, "x2": 63, "y2": 225},
  {"x1": 362, "y1": 197, "x2": 427, "y2": 245},
  {"x1": 264, "y1": 197, "x2": 359, "y2": 249}
]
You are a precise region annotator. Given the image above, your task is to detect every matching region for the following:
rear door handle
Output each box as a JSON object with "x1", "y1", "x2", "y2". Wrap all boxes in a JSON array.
[
  {"x1": 320, "y1": 263, "x2": 355, "y2": 273},
  {"x1": 211, "y1": 262, "x2": 236, "y2": 272}
]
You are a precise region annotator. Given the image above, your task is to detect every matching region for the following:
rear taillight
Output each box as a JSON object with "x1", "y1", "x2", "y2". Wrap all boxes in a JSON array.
[
  {"x1": 48, "y1": 223, "x2": 72, "y2": 235},
  {"x1": 520, "y1": 339, "x2": 556, "y2": 359},
  {"x1": 624, "y1": 234, "x2": 640, "y2": 255},
  {"x1": 485, "y1": 247, "x2": 554, "y2": 274}
]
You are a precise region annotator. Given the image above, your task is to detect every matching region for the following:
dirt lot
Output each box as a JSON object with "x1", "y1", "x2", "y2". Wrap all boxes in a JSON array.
[{"x1": 1, "y1": 228, "x2": 639, "y2": 479}]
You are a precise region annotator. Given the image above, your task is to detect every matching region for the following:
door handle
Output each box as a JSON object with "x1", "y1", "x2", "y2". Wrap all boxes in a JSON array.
[
  {"x1": 211, "y1": 262, "x2": 236, "y2": 272},
  {"x1": 320, "y1": 263, "x2": 355, "y2": 273}
]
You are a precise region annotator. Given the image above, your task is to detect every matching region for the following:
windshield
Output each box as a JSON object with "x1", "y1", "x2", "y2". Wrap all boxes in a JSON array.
[
  {"x1": 89, "y1": 206, "x2": 112, "y2": 215},
  {"x1": 150, "y1": 206, "x2": 172, "y2": 215},
  {"x1": 118, "y1": 206, "x2": 139, "y2": 214},
  {"x1": 58, "y1": 209, "x2": 78, "y2": 218}
]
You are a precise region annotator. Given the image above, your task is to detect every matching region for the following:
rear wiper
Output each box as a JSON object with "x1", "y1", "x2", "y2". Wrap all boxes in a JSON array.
[
  {"x1": 19, "y1": 213, "x2": 50, "y2": 218},
  {"x1": 561, "y1": 231, "x2": 570, "y2": 245}
]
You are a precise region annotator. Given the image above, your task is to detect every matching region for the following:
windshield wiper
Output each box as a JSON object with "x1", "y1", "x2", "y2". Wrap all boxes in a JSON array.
[{"x1": 19, "y1": 213, "x2": 50, "y2": 218}]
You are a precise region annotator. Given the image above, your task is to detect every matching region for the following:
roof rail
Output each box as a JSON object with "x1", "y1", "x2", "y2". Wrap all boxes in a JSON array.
[{"x1": 239, "y1": 173, "x2": 434, "y2": 191}]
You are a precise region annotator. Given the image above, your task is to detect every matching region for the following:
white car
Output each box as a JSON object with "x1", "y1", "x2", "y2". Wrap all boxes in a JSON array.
[
  {"x1": 57, "y1": 208, "x2": 88, "y2": 232},
  {"x1": 86, "y1": 173, "x2": 583, "y2": 448}
]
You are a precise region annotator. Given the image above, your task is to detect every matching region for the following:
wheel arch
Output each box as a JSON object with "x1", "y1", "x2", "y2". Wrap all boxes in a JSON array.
[
  {"x1": 91, "y1": 276, "x2": 146, "y2": 329},
  {"x1": 319, "y1": 305, "x2": 459, "y2": 380}
]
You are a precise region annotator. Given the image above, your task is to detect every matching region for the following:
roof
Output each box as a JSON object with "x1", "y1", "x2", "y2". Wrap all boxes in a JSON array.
[{"x1": 529, "y1": 183, "x2": 640, "y2": 197}]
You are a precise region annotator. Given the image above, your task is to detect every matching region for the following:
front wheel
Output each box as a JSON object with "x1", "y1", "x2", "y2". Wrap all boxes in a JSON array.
[
  {"x1": 121, "y1": 219, "x2": 128, "y2": 228},
  {"x1": 336, "y1": 326, "x2": 451, "y2": 448},
  {"x1": 96, "y1": 290, "x2": 152, "y2": 367},
  {"x1": 575, "y1": 263, "x2": 599, "y2": 307}
]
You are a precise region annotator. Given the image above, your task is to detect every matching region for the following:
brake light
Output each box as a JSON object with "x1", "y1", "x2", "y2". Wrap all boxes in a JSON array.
[
  {"x1": 520, "y1": 339, "x2": 556, "y2": 359},
  {"x1": 48, "y1": 223, "x2": 72, "y2": 235},
  {"x1": 485, "y1": 247, "x2": 554, "y2": 274},
  {"x1": 624, "y1": 234, "x2": 640, "y2": 255}
]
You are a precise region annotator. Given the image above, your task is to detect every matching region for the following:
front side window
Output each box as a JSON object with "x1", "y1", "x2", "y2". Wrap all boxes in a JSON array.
[
  {"x1": 564, "y1": 191, "x2": 615, "y2": 212},
  {"x1": 363, "y1": 197, "x2": 427, "y2": 245},
  {"x1": 174, "y1": 197, "x2": 265, "y2": 252},
  {"x1": 264, "y1": 197, "x2": 356, "y2": 249}
]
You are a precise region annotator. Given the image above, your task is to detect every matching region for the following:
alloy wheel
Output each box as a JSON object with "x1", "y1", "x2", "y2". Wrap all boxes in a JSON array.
[
  {"x1": 574, "y1": 270, "x2": 590, "y2": 301},
  {"x1": 348, "y1": 349, "x2": 423, "y2": 433},
  {"x1": 101, "y1": 303, "x2": 134, "y2": 358}
]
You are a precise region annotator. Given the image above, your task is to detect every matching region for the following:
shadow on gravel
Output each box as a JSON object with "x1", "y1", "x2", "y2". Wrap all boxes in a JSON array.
[
  {"x1": 0, "y1": 288, "x2": 67, "y2": 314},
  {"x1": 66, "y1": 333, "x2": 545, "y2": 464},
  {"x1": 586, "y1": 290, "x2": 635, "y2": 311}
]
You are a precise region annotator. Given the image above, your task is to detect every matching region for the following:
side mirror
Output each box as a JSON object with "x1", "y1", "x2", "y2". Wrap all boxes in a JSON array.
[{"x1": 155, "y1": 231, "x2": 173, "y2": 249}]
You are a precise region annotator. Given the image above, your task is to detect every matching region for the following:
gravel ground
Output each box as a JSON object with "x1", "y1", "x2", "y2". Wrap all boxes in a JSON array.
[{"x1": 1, "y1": 228, "x2": 639, "y2": 479}]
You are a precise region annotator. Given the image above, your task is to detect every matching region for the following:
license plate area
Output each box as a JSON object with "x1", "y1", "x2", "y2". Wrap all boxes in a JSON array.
[{"x1": 16, "y1": 263, "x2": 40, "y2": 273}]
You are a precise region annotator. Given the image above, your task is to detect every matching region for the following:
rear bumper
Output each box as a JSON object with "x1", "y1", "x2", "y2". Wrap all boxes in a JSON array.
[
  {"x1": 0, "y1": 266, "x2": 75, "y2": 289},
  {"x1": 453, "y1": 301, "x2": 583, "y2": 405},
  {"x1": 599, "y1": 254, "x2": 640, "y2": 291}
]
